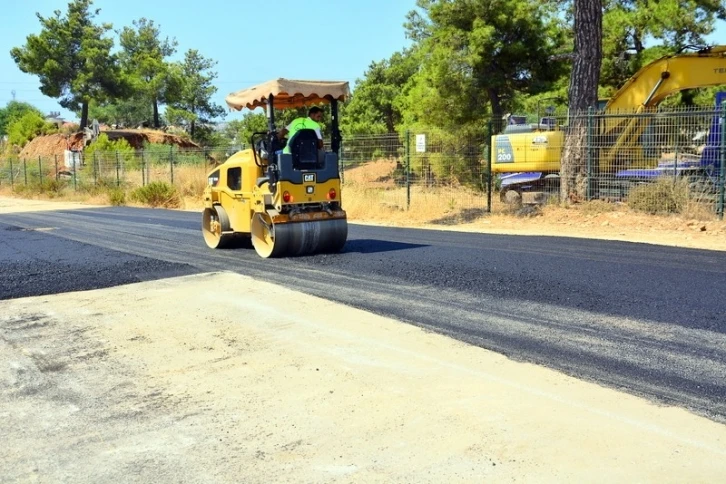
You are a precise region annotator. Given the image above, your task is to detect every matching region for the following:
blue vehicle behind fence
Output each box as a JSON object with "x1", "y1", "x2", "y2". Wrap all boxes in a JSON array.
[{"x1": 615, "y1": 92, "x2": 725, "y2": 184}]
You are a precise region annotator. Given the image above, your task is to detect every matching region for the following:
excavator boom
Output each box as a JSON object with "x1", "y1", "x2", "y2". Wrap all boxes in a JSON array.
[
  {"x1": 600, "y1": 46, "x2": 726, "y2": 169},
  {"x1": 605, "y1": 46, "x2": 726, "y2": 112}
]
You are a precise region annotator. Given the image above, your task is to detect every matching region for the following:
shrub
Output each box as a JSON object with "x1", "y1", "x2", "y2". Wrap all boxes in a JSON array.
[
  {"x1": 6, "y1": 112, "x2": 58, "y2": 147},
  {"x1": 76, "y1": 177, "x2": 119, "y2": 197},
  {"x1": 108, "y1": 188, "x2": 126, "y2": 206},
  {"x1": 85, "y1": 132, "x2": 134, "y2": 154},
  {"x1": 172, "y1": 165, "x2": 208, "y2": 198},
  {"x1": 627, "y1": 177, "x2": 689, "y2": 214},
  {"x1": 130, "y1": 181, "x2": 180, "y2": 208},
  {"x1": 11, "y1": 183, "x2": 31, "y2": 195},
  {"x1": 84, "y1": 133, "x2": 137, "y2": 169},
  {"x1": 39, "y1": 178, "x2": 66, "y2": 197},
  {"x1": 404, "y1": 126, "x2": 487, "y2": 190},
  {"x1": 59, "y1": 123, "x2": 80, "y2": 135},
  {"x1": 141, "y1": 142, "x2": 185, "y2": 169}
]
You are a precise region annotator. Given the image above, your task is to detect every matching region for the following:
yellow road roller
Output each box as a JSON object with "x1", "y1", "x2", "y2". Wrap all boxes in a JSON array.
[{"x1": 202, "y1": 79, "x2": 349, "y2": 258}]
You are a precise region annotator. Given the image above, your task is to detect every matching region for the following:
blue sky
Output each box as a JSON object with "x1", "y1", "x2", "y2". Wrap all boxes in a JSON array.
[
  {"x1": 1, "y1": 1, "x2": 724, "y2": 123},
  {"x1": 0, "y1": 0, "x2": 416, "y2": 122}
]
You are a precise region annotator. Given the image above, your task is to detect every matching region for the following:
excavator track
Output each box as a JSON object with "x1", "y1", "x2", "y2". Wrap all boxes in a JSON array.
[{"x1": 251, "y1": 212, "x2": 348, "y2": 258}]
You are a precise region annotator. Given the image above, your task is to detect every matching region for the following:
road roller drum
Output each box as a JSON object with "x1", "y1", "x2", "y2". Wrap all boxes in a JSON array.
[{"x1": 251, "y1": 214, "x2": 348, "y2": 258}]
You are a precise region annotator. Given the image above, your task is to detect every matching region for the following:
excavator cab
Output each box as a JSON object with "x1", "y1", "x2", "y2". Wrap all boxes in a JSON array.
[{"x1": 202, "y1": 78, "x2": 350, "y2": 258}]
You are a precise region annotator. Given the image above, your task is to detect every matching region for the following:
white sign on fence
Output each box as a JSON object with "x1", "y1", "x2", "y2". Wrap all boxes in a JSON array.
[{"x1": 415, "y1": 134, "x2": 426, "y2": 153}]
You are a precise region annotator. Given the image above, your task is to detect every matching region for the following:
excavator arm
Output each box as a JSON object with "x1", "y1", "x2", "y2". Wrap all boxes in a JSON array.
[
  {"x1": 601, "y1": 46, "x2": 726, "y2": 169},
  {"x1": 605, "y1": 45, "x2": 726, "y2": 112}
]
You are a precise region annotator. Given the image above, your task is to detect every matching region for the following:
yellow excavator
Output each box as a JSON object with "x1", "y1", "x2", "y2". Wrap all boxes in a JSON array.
[
  {"x1": 491, "y1": 45, "x2": 726, "y2": 196},
  {"x1": 202, "y1": 79, "x2": 349, "y2": 258}
]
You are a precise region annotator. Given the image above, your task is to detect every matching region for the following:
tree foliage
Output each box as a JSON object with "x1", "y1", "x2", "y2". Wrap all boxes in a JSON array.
[
  {"x1": 0, "y1": 101, "x2": 44, "y2": 137},
  {"x1": 6, "y1": 111, "x2": 58, "y2": 147},
  {"x1": 10, "y1": 0, "x2": 126, "y2": 129},
  {"x1": 87, "y1": 97, "x2": 152, "y2": 128},
  {"x1": 600, "y1": 0, "x2": 726, "y2": 92},
  {"x1": 401, "y1": 0, "x2": 569, "y2": 129},
  {"x1": 340, "y1": 0, "x2": 724, "y2": 136},
  {"x1": 341, "y1": 49, "x2": 420, "y2": 135},
  {"x1": 224, "y1": 113, "x2": 269, "y2": 148},
  {"x1": 118, "y1": 18, "x2": 181, "y2": 128},
  {"x1": 167, "y1": 50, "x2": 226, "y2": 141},
  {"x1": 6, "y1": 0, "x2": 724, "y2": 156}
]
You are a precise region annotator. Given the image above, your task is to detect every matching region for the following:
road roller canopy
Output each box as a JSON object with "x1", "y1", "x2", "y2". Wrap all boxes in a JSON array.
[{"x1": 225, "y1": 79, "x2": 350, "y2": 111}]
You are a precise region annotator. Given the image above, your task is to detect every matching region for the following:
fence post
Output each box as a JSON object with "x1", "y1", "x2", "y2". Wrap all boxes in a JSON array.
[
  {"x1": 38, "y1": 156, "x2": 43, "y2": 186},
  {"x1": 586, "y1": 107, "x2": 593, "y2": 201},
  {"x1": 146, "y1": 148, "x2": 151, "y2": 185},
  {"x1": 73, "y1": 157, "x2": 77, "y2": 191},
  {"x1": 54, "y1": 154, "x2": 58, "y2": 180},
  {"x1": 92, "y1": 151, "x2": 97, "y2": 186},
  {"x1": 23, "y1": 159, "x2": 28, "y2": 186},
  {"x1": 719, "y1": 103, "x2": 726, "y2": 220},
  {"x1": 115, "y1": 150, "x2": 120, "y2": 187},
  {"x1": 141, "y1": 149, "x2": 146, "y2": 186},
  {"x1": 201, "y1": 147, "x2": 207, "y2": 185},
  {"x1": 405, "y1": 130, "x2": 411, "y2": 210},
  {"x1": 486, "y1": 120, "x2": 493, "y2": 213},
  {"x1": 674, "y1": 113, "x2": 680, "y2": 184},
  {"x1": 169, "y1": 145, "x2": 175, "y2": 185},
  {"x1": 9, "y1": 158, "x2": 13, "y2": 188},
  {"x1": 339, "y1": 139, "x2": 345, "y2": 184}
]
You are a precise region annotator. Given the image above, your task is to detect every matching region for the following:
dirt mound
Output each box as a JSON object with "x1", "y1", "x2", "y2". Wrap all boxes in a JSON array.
[
  {"x1": 102, "y1": 129, "x2": 199, "y2": 150},
  {"x1": 17, "y1": 133, "x2": 84, "y2": 159},
  {"x1": 343, "y1": 159, "x2": 398, "y2": 188},
  {"x1": 18, "y1": 129, "x2": 200, "y2": 159}
]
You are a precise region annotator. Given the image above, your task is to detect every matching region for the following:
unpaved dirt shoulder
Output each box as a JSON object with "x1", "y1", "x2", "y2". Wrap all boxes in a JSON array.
[
  {"x1": 0, "y1": 197, "x2": 105, "y2": 214},
  {"x1": 2, "y1": 272, "x2": 725, "y2": 483}
]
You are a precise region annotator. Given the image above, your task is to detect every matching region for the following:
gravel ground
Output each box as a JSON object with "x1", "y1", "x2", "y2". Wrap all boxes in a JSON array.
[
  {"x1": 2, "y1": 197, "x2": 726, "y2": 483},
  {"x1": 2, "y1": 273, "x2": 726, "y2": 483}
]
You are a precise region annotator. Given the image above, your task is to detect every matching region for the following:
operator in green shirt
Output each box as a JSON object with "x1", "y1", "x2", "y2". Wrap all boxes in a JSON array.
[{"x1": 278, "y1": 106, "x2": 324, "y2": 154}]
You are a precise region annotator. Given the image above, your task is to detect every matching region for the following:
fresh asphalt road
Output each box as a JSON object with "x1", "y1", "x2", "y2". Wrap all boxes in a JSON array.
[{"x1": 1, "y1": 206, "x2": 725, "y2": 423}]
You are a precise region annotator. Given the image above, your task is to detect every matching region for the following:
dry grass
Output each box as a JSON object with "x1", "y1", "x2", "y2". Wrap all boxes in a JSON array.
[
  {"x1": 338, "y1": 159, "x2": 726, "y2": 251},
  {"x1": 681, "y1": 198, "x2": 719, "y2": 220},
  {"x1": 628, "y1": 178, "x2": 691, "y2": 215},
  {"x1": 0, "y1": 164, "x2": 208, "y2": 209},
  {"x1": 342, "y1": 185, "x2": 492, "y2": 226},
  {"x1": 169, "y1": 165, "x2": 210, "y2": 211},
  {"x1": 173, "y1": 165, "x2": 209, "y2": 198},
  {"x1": 341, "y1": 158, "x2": 494, "y2": 225},
  {"x1": 342, "y1": 158, "x2": 398, "y2": 189},
  {"x1": 3, "y1": 158, "x2": 726, "y2": 251}
]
